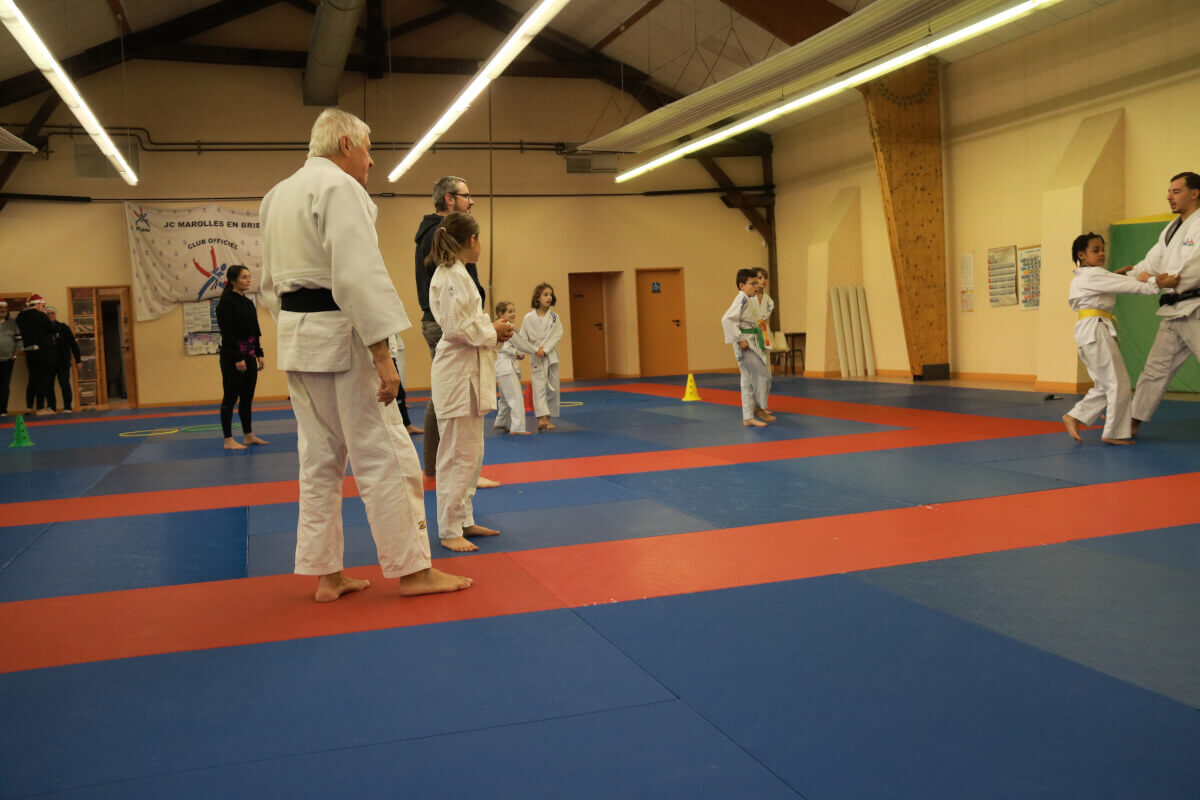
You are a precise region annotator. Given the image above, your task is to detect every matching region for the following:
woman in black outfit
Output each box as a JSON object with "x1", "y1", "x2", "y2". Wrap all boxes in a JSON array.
[{"x1": 217, "y1": 265, "x2": 269, "y2": 450}]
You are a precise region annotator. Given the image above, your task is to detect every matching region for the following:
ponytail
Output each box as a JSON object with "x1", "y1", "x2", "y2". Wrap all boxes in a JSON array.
[{"x1": 423, "y1": 211, "x2": 480, "y2": 269}]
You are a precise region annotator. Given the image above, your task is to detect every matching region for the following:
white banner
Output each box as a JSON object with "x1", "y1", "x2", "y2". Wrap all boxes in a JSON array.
[{"x1": 125, "y1": 202, "x2": 262, "y2": 321}]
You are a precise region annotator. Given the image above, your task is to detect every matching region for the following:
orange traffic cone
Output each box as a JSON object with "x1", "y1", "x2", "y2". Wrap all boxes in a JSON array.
[{"x1": 523, "y1": 382, "x2": 534, "y2": 413}]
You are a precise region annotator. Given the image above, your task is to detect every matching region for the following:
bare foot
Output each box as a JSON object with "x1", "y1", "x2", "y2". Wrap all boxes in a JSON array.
[
  {"x1": 1101, "y1": 437, "x2": 1135, "y2": 445},
  {"x1": 1062, "y1": 414, "x2": 1083, "y2": 443},
  {"x1": 755, "y1": 409, "x2": 776, "y2": 422},
  {"x1": 546, "y1": 421, "x2": 556, "y2": 430},
  {"x1": 244, "y1": 434, "x2": 269, "y2": 446},
  {"x1": 476, "y1": 476, "x2": 501, "y2": 489},
  {"x1": 464, "y1": 524, "x2": 499, "y2": 537},
  {"x1": 314, "y1": 571, "x2": 370, "y2": 602},
  {"x1": 406, "y1": 424, "x2": 423, "y2": 435},
  {"x1": 510, "y1": 431, "x2": 531, "y2": 436},
  {"x1": 224, "y1": 438, "x2": 248, "y2": 450},
  {"x1": 1131, "y1": 418, "x2": 1141, "y2": 437},
  {"x1": 743, "y1": 419, "x2": 767, "y2": 427},
  {"x1": 440, "y1": 536, "x2": 478, "y2": 552},
  {"x1": 399, "y1": 567, "x2": 473, "y2": 596}
]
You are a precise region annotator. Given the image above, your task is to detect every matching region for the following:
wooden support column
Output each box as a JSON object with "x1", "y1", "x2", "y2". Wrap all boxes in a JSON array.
[{"x1": 861, "y1": 56, "x2": 949, "y2": 379}]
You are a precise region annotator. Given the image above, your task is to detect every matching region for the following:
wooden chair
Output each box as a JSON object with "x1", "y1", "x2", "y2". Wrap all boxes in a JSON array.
[{"x1": 769, "y1": 330, "x2": 791, "y2": 374}]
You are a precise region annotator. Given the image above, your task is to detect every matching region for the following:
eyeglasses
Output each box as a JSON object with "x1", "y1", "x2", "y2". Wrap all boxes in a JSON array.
[{"x1": 449, "y1": 192, "x2": 473, "y2": 201}]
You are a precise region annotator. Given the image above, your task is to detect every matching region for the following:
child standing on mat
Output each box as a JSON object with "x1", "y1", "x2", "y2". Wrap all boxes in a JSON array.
[
  {"x1": 753, "y1": 267, "x2": 776, "y2": 416},
  {"x1": 722, "y1": 268, "x2": 774, "y2": 427},
  {"x1": 521, "y1": 283, "x2": 563, "y2": 432},
  {"x1": 427, "y1": 212, "x2": 515, "y2": 551},
  {"x1": 1063, "y1": 232, "x2": 1176, "y2": 444},
  {"x1": 494, "y1": 300, "x2": 535, "y2": 435}
]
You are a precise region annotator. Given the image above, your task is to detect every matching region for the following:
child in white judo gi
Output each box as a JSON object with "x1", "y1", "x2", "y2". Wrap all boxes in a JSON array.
[
  {"x1": 426, "y1": 212, "x2": 515, "y2": 551},
  {"x1": 521, "y1": 283, "x2": 563, "y2": 432},
  {"x1": 753, "y1": 267, "x2": 777, "y2": 415},
  {"x1": 722, "y1": 269, "x2": 774, "y2": 427},
  {"x1": 493, "y1": 300, "x2": 535, "y2": 435},
  {"x1": 1063, "y1": 232, "x2": 1177, "y2": 444}
]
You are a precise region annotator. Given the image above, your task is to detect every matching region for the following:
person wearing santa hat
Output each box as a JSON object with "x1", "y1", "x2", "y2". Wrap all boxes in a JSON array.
[
  {"x1": 0, "y1": 299, "x2": 19, "y2": 417},
  {"x1": 15, "y1": 294, "x2": 58, "y2": 415}
]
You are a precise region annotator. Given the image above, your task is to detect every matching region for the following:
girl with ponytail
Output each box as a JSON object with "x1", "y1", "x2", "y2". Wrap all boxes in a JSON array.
[{"x1": 425, "y1": 212, "x2": 515, "y2": 551}]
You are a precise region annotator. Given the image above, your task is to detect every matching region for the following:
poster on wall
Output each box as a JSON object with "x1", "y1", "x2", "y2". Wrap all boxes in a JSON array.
[
  {"x1": 1018, "y1": 245, "x2": 1041, "y2": 310},
  {"x1": 987, "y1": 245, "x2": 1018, "y2": 307},
  {"x1": 183, "y1": 298, "x2": 221, "y2": 356},
  {"x1": 126, "y1": 202, "x2": 262, "y2": 321}
]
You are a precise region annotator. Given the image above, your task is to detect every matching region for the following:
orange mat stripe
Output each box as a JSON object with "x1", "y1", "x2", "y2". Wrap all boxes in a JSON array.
[{"x1": 2, "y1": 472, "x2": 1197, "y2": 674}]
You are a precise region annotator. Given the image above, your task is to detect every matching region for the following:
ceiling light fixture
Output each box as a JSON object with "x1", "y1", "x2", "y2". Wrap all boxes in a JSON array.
[
  {"x1": 388, "y1": 0, "x2": 573, "y2": 182},
  {"x1": 0, "y1": 0, "x2": 138, "y2": 185},
  {"x1": 615, "y1": 0, "x2": 1063, "y2": 184}
]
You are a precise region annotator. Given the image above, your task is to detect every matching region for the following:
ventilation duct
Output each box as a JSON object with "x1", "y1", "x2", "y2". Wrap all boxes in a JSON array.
[
  {"x1": 303, "y1": 0, "x2": 364, "y2": 107},
  {"x1": 581, "y1": 0, "x2": 1114, "y2": 154}
]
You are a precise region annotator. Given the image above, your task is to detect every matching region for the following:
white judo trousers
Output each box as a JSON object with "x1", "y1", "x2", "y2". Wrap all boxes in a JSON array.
[
  {"x1": 436, "y1": 393, "x2": 484, "y2": 538},
  {"x1": 530, "y1": 360, "x2": 559, "y2": 417},
  {"x1": 494, "y1": 371, "x2": 526, "y2": 432},
  {"x1": 289, "y1": 339, "x2": 431, "y2": 578},
  {"x1": 1069, "y1": 334, "x2": 1134, "y2": 440},
  {"x1": 1131, "y1": 313, "x2": 1200, "y2": 422},
  {"x1": 737, "y1": 346, "x2": 771, "y2": 421}
]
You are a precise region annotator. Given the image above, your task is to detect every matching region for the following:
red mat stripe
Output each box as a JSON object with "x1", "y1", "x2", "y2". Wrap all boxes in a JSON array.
[
  {"x1": 0, "y1": 388, "x2": 1060, "y2": 528},
  {"x1": 2, "y1": 472, "x2": 1196, "y2": 674}
]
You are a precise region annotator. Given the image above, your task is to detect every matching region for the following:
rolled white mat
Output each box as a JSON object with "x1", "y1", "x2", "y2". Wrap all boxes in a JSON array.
[
  {"x1": 855, "y1": 286, "x2": 876, "y2": 376},
  {"x1": 846, "y1": 285, "x2": 866, "y2": 378},
  {"x1": 837, "y1": 286, "x2": 860, "y2": 377},
  {"x1": 829, "y1": 287, "x2": 849, "y2": 378}
]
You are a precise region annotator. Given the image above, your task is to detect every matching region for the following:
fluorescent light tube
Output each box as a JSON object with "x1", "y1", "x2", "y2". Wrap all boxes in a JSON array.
[
  {"x1": 388, "y1": 0, "x2": 572, "y2": 182},
  {"x1": 0, "y1": 0, "x2": 138, "y2": 184},
  {"x1": 616, "y1": 0, "x2": 1058, "y2": 183}
]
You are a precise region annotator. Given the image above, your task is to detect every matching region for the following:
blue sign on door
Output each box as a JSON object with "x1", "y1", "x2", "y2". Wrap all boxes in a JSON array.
[{"x1": 651, "y1": 282, "x2": 661, "y2": 293}]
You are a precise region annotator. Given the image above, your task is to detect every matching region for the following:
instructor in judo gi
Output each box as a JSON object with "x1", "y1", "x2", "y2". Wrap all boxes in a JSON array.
[{"x1": 260, "y1": 108, "x2": 473, "y2": 601}]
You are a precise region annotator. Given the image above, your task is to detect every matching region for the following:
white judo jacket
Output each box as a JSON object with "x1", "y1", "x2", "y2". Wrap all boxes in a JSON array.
[
  {"x1": 520, "y1": 309, "x2": 563, "y2": 366},
  {"x1": 1067, "y1": 266, "x2": 1162, "y2": 345},
  {"x1": 1133, "y1": 211, "x2": 1200, "y2": 320},
  {"x1": 722, "y1": 291, "x2": 768, "y2": 365},
  {"x1": 496, "y1": 330, "x2": 536, "y2": 378},
  {"x1": 259, "y1": 157, "x2": 410, "y2": 370},
  {"x1": 429, "y1": 260, "x2": 499, "y2": 419}
]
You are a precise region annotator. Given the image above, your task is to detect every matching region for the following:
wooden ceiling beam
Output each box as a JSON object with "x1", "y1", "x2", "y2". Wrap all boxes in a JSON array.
[
  {"x1": 0, "y1": 0, "x2": 282, "y2": 109},
  {"x1": 719, "y1": 0, "x2": 847, "y2": 46},
  {"x1": 593, "y1": 0, "x2": 664, "y2": 51}
]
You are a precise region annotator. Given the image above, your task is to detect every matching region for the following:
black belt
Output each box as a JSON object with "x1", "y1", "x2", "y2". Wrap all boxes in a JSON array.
[
  {"x1": 281, "y1": 288, "x2": 339, "y2": 312},
  {"x1": 1159, "y1": 287, "x2": 1200, "y2": 307}
]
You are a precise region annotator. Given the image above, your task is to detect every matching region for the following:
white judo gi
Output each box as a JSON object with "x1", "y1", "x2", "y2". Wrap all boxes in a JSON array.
[
  {"x1": 429, "y1": 260, "x2": 499, "y2": 540},
  {"x1": 260, "y1": 156, "x2": 431, "y2": 579},
  {"x1": 1066, "y1": 266, "x2": 1163, "y2": 440},
  {"x1": 722, "y1": 290, "x2": 771, "y2": 421},
  {"x1": 520, "y1": 308, "x2": 563, "y2": 418},
  {"x1": 754, "y1": 291, "x2": 776, "y2": 389},
  {"x1": 1130, "y1": 211, "x2": 1200, "y2": 422},
  {"x1": 494, "y1": 330, "x2": 535, "y2": 433}
]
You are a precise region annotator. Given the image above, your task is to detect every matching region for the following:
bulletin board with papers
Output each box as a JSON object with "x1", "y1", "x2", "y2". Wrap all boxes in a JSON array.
[{"x1": 987, "y1": 245, "x2": 1018, "y2": 307}]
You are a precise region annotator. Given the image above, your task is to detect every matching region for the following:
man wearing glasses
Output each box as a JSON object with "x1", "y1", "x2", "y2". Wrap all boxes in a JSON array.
[{"x1": 413, "y1": 176, "x2": 490, "y2": 479}]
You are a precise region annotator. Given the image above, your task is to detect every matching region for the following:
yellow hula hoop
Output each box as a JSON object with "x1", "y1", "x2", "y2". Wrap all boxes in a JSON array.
[{"x1": 119, "y1": 428, "x2": 181, "y2": 438}]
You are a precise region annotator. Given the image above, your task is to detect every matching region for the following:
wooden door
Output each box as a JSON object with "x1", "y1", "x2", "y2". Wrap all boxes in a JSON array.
[
  {"x1": 635, "y1": 268, "x2": 688, "y2": 376},
  {"x1": 568, "y1": 272, "x2": 608, "y2": 379}
]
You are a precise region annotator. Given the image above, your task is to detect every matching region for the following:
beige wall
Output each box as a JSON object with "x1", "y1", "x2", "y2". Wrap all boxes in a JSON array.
[
  {"x1": 3, "y1": 0, "x2": 1197, "y2": 408},
  {"x1": 771, "y1": 0, "x2": 1200, "y2": 379},
  {"x1": 0, "y1": 55, "x2": 765, "y2": 405}
]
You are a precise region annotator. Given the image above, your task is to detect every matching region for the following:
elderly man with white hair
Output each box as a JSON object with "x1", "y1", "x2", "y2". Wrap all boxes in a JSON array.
[{"x1": 259, "y1": 108, "x2": 472, "y2": 601}]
